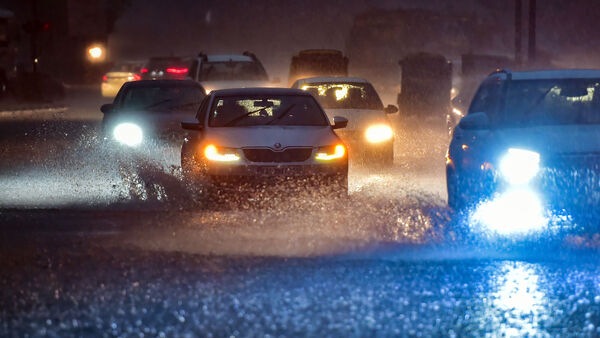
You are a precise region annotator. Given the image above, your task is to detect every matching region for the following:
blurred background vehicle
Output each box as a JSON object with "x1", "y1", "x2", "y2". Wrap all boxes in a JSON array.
[
  {"x1": 101, "y1": 79, "x2": 205, "y2": 147},
  {"x1": 446, "y1": 68, "x2": 600, "y2": 233},
  {"x1": 186, "y1": 51, "x2": 274, "y2": 93},
  {"x1": 288, "y1": 49, "x2": 349, "y2": 86},
  {"x1": 397, "y1": 52, "x2": 452, "y2": 126},
  {"x1": 292, "y1": 76, "x2": 397, "y2": 166},
  {"x1": 100, "y1": 60, "x2": 144, "y2": 97},
  {"x1": 140, "y1": 56, "x2": 190, "y2": 80},
  {"x1": 180, "y1": 87, "x2": 349, "y2": 200}
]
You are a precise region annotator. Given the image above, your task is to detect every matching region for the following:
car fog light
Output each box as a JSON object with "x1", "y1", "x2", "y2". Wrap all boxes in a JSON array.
[
  {"x1": 113, "y1": 123, "x2": 143, "y2": 147},
  {"x1": 365, "y1": 124, "x2": 393, "y2": 143},
  {"x1": 499, "y1": 148, "x2": 540, "y2": 185}
]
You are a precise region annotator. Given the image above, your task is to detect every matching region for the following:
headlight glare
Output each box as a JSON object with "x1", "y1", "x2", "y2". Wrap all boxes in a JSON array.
[
  {"x1": 499, "y1": 148, "x2": 540, "y2": 185},
  {"x1": 365, "y1": 124, "x2": 393, "y2": 143},
  {"x1": 113, "y1": 122, "x2": 143, "y2": 147},
  {"x1": 204, "y1": 144, "x2": 240, "y2": 162},
  {"x1": 316, "y1": 144, "x2": 346, "y2": 161}
]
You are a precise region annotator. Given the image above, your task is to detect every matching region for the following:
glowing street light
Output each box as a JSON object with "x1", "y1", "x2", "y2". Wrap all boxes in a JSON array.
[{"x1": 87, "y1": 44, "x2": 106, "y2": 62}]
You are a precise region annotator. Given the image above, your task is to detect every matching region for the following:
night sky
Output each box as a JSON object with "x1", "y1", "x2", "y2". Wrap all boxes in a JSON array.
[{"x1": 108, "y1": 0, "x2": 600, "y2": 80}]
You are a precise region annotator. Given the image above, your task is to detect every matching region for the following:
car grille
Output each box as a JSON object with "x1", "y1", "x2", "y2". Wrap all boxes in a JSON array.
[{"x1": 243, "y1": 147, "x2": 313, "y2": 163}]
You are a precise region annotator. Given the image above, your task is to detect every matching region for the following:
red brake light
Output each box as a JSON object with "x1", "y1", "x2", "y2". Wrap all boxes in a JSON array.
[
  {"x1": 166, "y1": 67, "x2": 188, "y2": 74},
  {"x1": 102, "y1": 75, "x2": 108, "y2": 82},
  {"x1": 140, "y1": 68, "x2": 148, "y2": 73},
  {"x1": 132, "y1": 73, "x2": 141, "y2": 81}
]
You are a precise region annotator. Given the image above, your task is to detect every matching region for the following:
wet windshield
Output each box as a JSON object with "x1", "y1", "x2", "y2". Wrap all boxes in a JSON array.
[
  {"x1": 302, "y1": 82, "x2": 384, "y2": 110},
  {"x1": 503, "y1": 79, "x2": 600, "y2": 126},
  {"x1": 209, "y1": 95, "x2": 328, "y2": 127},
  {"x1": 119, "y1": 85, "x2": 205, "y2": 112},
  {"x1": 200, "y1": 61, "x2": 268, "y2": 81}
]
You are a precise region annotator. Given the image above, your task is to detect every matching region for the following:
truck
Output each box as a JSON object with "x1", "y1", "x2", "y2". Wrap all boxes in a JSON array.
[{"x1": 288, "y1": 49, "x2": 349, "y2": 86}]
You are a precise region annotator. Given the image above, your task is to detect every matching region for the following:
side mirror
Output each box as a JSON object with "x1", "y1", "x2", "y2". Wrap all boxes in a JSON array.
[
  {"x1": 100, "y1": 103, "x2": 114, "y2": 114},
  {"x1": 181, "y1": 121, "x2": 203, "y2": 131},
  {"x1": 332, "y1": 116, "x2": 348, "y2": 129},
  {"x1": 384, "y1": 104, "x2": 398, "y2": 114},
  {"x1": 459, "y1": 112, "x2": 490, "y2": 130}
]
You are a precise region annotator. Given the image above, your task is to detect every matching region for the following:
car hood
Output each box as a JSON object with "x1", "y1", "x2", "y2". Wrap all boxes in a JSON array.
[
  {"x1": 322, "y1": 108, "x2": 389, "y2": 130},
  {"x1": 494, "y1": 124, "x2": 600, "y2": 155},
  {"x1": 200, "y1": 80, "x2": 274, "y2": 92},
  {"x1": 204, "y1": 126, "x2": 340, "y2": 148}
]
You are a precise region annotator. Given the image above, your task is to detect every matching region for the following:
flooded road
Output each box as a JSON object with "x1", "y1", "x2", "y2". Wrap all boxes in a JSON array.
[{"x1": 2, "y1": 86, "x2": 600, "y2": 336}]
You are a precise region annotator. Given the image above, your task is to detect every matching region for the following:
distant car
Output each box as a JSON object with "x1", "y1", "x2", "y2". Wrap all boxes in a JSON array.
[
  {"x1": 140, "y1": 56, "x2": 190, "y2": 80},
  {"x1": 101, "y1": 61, "x2": 143, "y2": 97},
  {"x1": 446, "y1": 69, "x2": 600, "y2": 232},
  {"x1": 186, "y1": 52, "x2": 274, "y2": 93},
  {"x1": 292, "y1": 77, "x2": 398, "y2": 165},
  {"x1": 100, "y1": 80, "x2": 205, "y2": 147},
  {"x1": 180, "y1": 87, "x2": 349, "y2": 197}
]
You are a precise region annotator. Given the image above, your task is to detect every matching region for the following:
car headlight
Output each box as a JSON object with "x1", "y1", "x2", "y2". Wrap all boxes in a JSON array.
[
  {"x1": 365, "y1": 124, "x2": 393, "y2": 143},
  {"x1": 499, "y1": 148, "x2": 540, "y2": 185},
  {"x1": 204, "y1": 144, "x2": 240, "y2": 162},
  {"x1": 113, "y1": 122, "x2": 143, "y2": 147},
  {"x1": 315, "y1": 144, "x2": 346, "y2": 161}
]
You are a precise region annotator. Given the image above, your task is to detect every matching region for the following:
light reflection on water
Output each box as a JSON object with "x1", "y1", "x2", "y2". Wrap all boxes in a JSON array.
[{"x1": 486, "y1": 262, "x2": 549, "y2": 337}]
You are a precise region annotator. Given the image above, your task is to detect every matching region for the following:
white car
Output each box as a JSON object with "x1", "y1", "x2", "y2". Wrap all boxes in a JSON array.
[
  {"x1": 446, "y1": 69, "x2": 600, "y2": 234},
  {"x1": 180, "y1": 87, "x2": 349, "y2": 198},
  {"x1": 292, "y1": 77, "x2": 398, "y2": 165},
  {"x1": 186, "y1": 52, "x2": 276, "y2": 93}
]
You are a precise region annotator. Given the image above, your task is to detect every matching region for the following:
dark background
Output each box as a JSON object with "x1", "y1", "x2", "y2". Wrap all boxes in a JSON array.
[{"x1": 3, "y1": 0, "x2": 600, "y2": 84}]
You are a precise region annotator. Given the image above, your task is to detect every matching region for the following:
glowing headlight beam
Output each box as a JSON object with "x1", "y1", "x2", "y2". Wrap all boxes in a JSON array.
[
  {"x1": 316, "y1": 144, "x2": 346, "y2": 161},
  {"x1": 365, "y1": 124, "x2": 393, "y2": 143},
  {"x1": 204, "y1": 144, "x2": 240, "y2": 162},
  {"x1": 113, "y1": 123, "x2": 143, "y2": 147},
  {"x1": 499, "y1": 148, "x2": 540, "y2": 185},
  {"x1": 472, "y1": 188, "x2": 547, "y2": 236}
]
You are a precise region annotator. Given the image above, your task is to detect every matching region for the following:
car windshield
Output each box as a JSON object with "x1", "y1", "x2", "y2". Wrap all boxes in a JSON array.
[
  {"x1": 208, "y1": 94, "x2": 328, "y2": 127},
  {"x1": 301, "y1": 82, "x2": 384, "y2": 110},
  {"x1": 119, "y1": 85, "x2": 205, "y2": 112},
  {"x1": 502, "y1": 79, "x2": 600, "y2": 126},
  {"x1": 200, "y1": 61, "x2": 268, "y2": 81}
]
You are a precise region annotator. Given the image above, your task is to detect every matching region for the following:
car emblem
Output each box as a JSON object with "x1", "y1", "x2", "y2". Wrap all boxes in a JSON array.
[{"x1": 273, "y1": 142, "x2": 282, "y2": 149}]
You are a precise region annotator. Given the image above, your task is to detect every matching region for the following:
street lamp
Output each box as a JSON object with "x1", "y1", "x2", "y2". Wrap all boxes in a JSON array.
[{"x1": 86, "y1": 43, "x2": 106, "y2": 63}]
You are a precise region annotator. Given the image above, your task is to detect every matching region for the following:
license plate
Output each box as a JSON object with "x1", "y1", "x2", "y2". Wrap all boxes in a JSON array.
[{"x1": 257, "y1": 166, "x2": 285, "y2": 176}]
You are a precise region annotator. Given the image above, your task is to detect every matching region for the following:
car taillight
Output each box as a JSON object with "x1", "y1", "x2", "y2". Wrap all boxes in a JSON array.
[
  {"x1": 166, "y1": 67, "x2": 188, "y2": 74},
  {"x1": 132, "y1": 73, "x2": 141, "y2": 81},
  {"x1": 140, "y1": 68, "x2": 148, "y2": 74},
  {"x1": 102, "y1": 75, "x2": 108, "y2": 82}
]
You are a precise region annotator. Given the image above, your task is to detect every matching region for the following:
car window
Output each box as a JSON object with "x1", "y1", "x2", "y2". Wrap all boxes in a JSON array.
[
  {"x1": 118, "y1": 85, "x2": 205, "y2": 112},
  {"x1": 301, "y1": 82, "x2": 384, "y2": 110},
  {"x1": 208, "y1": 95, "x2": 328, "y2": 127},
  {"x1": 468, "y1": 77, "x2": 503, "y2": 118},
  {"x1": 200, "y1": 61, "x2": 268, "y2": 81},
  {"x1": 502, "y1": 79, "x2": 600, "y2": 126}
]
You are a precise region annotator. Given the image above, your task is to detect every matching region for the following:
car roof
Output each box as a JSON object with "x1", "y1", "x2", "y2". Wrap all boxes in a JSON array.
[
  {"x1": 294, "y1": 76, "x2": 370, "y2": 85},
  {"x1": 205, "y1": 54, "x2": 254, "y2": 62},
  {"x1": 122, "y1": 79, "x2": 203, "y2": 88},
  {"x1": 490, "y1": 69, "x2": 600, "y2": 81},
  {"x1": 209, "y1": 87, "x2": 311, "y2": 96}
]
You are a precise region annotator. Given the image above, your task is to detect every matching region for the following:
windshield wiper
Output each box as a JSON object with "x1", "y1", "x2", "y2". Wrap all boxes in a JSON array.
[
  {"x1": 266, "y1": 104, "x2": 296, "y2": 125},
  {"x1": 223, "y1": 107, "x2": 267, "y2": 127},
  {"x1": 142, "y1": 98, "x2": 174, "y2": 110},
  {"x1": 168, "y1": 101, "x2": 203, "y2": 110}
]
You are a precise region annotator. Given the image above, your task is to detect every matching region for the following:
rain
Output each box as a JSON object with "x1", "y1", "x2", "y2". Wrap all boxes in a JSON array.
[{"x1": 2, "y1": 0, "x2": 600, "y2": 336}]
